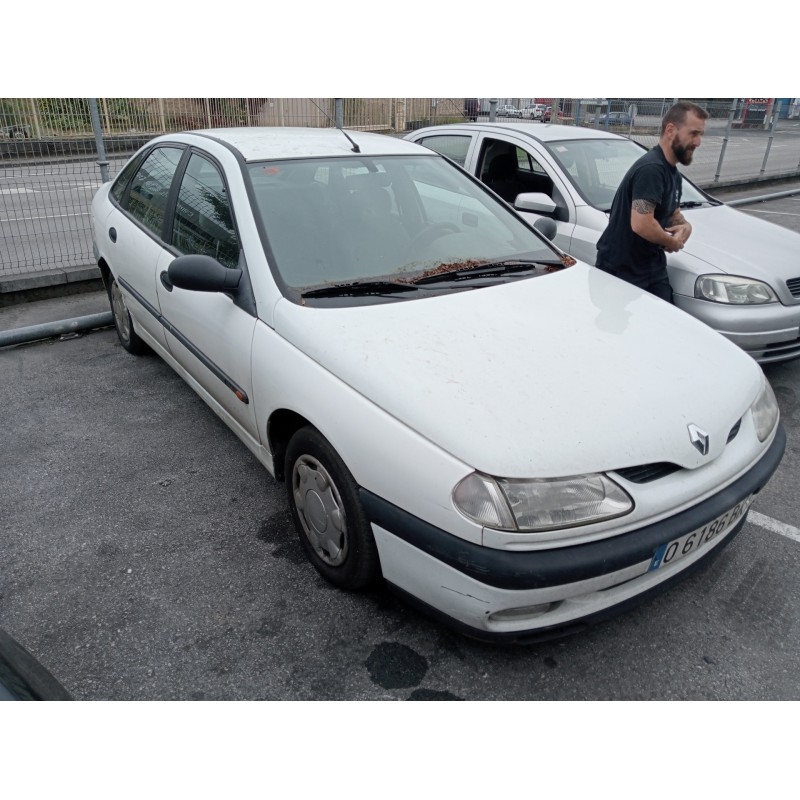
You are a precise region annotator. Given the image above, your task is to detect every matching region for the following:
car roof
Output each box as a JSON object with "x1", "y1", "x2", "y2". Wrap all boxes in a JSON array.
[
  {"x1": 174, "y1": 127, "x2": 428, "y2": 161},
  {"x1": 412, "y1": 121, "x2": 627, "y2": 144}
]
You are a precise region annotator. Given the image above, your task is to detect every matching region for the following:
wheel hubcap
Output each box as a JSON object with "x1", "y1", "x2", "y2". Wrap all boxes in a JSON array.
[
  {"x1": 292, "y1": 455, "x2": 347, "y2": 566},
  {"x1": 110, "y1": 282, "x2": 130, "y2": 343}
]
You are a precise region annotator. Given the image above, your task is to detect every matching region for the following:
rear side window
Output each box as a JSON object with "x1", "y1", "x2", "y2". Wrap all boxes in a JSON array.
[
  {"x1": 417, "y1": 134, "x2": 472, "y2": 166},
  {"x1": 125, "y1": 147, "x2": 184, "y2": 237},
  {"x1": 110, "y1": 151, "x2": 146, "y2": 204},
  {"x1": 171, "y1": 153, "x2": 239, "y2": 269}
]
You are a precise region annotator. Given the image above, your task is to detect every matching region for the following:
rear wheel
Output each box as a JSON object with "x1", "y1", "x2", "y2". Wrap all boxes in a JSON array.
[
  {"x1": 109, "y1": 276, "x2": 147, "y2": 355},
  {"x1": 285, "y1": 426, "x2": 380, "y2": 590}
]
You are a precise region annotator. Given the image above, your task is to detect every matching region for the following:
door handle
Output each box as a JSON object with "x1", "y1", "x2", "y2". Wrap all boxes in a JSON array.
[
  {"x1": 108, "y1": 227, "x2": 117, "y2": 243},
  {"x1": 160, "y1": 270, "x2": 173, "y2": 291}
]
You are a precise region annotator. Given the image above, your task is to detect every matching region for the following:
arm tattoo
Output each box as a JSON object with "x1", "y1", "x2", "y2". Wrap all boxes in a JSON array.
[
  {"x1": 632, "y1": 198, "x2": 656, "y2": 215},
  {"x1": 670, "y1": 209, "x2": 687, "y2": 225}
]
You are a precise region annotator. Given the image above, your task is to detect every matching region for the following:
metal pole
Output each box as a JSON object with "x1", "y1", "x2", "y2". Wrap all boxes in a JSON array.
[
  {"x1": 760, "y1": 100, "x2": 778, "y2": 176},
  {"x1": 714, "y1": 99, "x2": 738, "y2": 183},
  {"x1": 551, "y1": 98, "x2": 561, "y2": 124},
  {"x1": 489, "y1": 99, "x2": 498, "y2": 122},
  {"x1": 28, "y1": 98, "x2": 42, "y2": 139},
  {"x1": 335, "y1": 99, "x2": 344, "y2": 128},
  {"x1": 88, "y1": 98, "x2": 109, "y2": 183},
  {"x1": 394, "y1": 98, "x2": 406, "y2": 133}
]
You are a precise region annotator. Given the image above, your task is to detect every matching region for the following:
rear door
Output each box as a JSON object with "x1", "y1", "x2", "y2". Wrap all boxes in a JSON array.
[{"x1": 105, "y1": 145, "x2": 186, "y2": 352}]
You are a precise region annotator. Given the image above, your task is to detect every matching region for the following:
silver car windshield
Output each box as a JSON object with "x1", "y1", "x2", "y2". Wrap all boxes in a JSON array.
[
  {"x1": 246, "y1": 154, "x2": 561, "y2": 292},
  {"x1": 545, "y1": 138, "x2": 708, "y2": 211}
]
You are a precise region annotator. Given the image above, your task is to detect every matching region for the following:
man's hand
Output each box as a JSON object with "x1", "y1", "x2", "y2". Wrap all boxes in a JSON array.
[{"x1": 665, "y1": 221, "x2": 691, "y2": 250}]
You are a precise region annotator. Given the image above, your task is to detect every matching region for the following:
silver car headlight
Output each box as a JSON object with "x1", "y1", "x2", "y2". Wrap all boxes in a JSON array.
[
  {"x1": 452, "y1": 472, "x2": 633, "y2": 532},
  {"x1": 751, "y1": 377, "x2": 779, "y2": 442},
  {"x1": 695, "y1": 275, "x2": 777, "y2": 304}
]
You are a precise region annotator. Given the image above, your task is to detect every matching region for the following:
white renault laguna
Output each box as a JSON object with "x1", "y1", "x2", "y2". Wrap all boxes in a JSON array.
[
  {"x1": 405, "y1": 122, "x2": 800, "y2": 364},
  {"x1": 91, "y1": 127, "x2": 785, "y2": 642}
]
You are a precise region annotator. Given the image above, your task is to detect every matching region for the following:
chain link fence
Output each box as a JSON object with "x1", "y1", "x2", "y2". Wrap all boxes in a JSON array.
[{"x1": 2, "y1": 97, "x2": 799, "y2": 279}]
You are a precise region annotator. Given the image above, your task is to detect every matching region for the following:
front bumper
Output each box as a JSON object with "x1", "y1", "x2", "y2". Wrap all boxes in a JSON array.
[
  {"x1": 675, "y1": 295, "x2": 800, "y2": 364},
  {"x1": 360, "y1": 423, "x2": 786, "y2": 642}
]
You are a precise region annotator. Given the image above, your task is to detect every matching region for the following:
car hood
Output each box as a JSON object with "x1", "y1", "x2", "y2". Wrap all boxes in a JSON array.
[
  {"x1": 680, "y1": 204, "x2": 800, "y2": 285},
  {"x1": 274, "y1": 265, "x2": 762, "y2": 478}
]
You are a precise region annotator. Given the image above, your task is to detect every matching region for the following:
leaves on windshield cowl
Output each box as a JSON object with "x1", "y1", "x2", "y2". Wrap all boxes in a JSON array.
[
  {"x1": 560, "y1": 254, "x2": 577, "y2": 268},
  {"x1": 404, "y1": 259, "x2": 488, "y2": 284}
]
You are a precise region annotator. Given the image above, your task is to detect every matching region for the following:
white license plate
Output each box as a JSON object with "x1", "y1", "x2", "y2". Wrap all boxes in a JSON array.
[{"x1": 648, "y1": 496, "x2": 754, "y2": 572}]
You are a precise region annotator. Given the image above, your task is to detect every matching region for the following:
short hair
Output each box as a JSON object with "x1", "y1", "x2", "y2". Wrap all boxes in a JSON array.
[{"x1": 661, "y1": 102, "x2": 709, "y2": 134}]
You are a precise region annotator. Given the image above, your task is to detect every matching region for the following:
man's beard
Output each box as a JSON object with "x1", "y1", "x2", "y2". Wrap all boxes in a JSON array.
[{"x1": 672, "y1": 140, "x2": 695, "y2": 165}]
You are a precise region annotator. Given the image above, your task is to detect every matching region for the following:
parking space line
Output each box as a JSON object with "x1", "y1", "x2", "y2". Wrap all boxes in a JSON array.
[
  {"x1": 745, "y1": 209, "x2": 800, "y2": 217},
  {"x1": 749, "y1": 511, "x2": 800, "y2": 544}
]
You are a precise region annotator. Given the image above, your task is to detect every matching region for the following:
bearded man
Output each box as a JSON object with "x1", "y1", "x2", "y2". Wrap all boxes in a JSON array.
[{"x1": 595, "y1": 101, "x2": 708, "y2": 302}]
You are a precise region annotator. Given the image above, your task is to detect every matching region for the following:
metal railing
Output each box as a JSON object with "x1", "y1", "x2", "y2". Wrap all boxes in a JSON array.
[{"x1": 2, "y1": 97, "x2": 799, "y2": 278}]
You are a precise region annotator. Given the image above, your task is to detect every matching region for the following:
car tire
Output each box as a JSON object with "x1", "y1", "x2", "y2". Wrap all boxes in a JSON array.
[
  {"x1": 109, "y1": 275, "x2": 148, "y2": 355},
  {"x1": 285, "y1": 426, "x2": 380, "y2": 590}
]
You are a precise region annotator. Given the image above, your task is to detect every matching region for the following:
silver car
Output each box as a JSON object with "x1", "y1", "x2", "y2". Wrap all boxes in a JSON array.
[{"x1": 406, "y1": 122, "x2": 800, "y2": 364}]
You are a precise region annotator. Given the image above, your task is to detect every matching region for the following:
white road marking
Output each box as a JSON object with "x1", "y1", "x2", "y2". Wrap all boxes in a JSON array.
[
  {"x1": 0, "y1": 212, "x2": 91, "y2": 222},
  {"x1": 745, "y1": 209, "x2": 800, "y2": 217},
  {"x1": 749, "y1": 511, "x2": 800, "y2": 544}
]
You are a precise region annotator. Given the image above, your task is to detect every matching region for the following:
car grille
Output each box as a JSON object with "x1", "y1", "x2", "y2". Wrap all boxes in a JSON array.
[
  {"x1": 727, "y1": 418, "x2": 741, "y2": 443},
  {"x1": 615, "y1": 419, "x2": 743, "y2": 484},
  {"x1": 614, "y1": 463, "x2": 681, "y2": 483},
  {"x1": 786, "y1": 277, "x2": 800, "y2": 298},
  {"x1": 762, "y1": 333, "x2": 800, "y2": 361}
]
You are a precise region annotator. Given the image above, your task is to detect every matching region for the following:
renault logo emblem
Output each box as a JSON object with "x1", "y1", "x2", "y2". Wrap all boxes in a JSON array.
[{"x1": 688, "y1": 424, "x2": 710, "y2": 456}]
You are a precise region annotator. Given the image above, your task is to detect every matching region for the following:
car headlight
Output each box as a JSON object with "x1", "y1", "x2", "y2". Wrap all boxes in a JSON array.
[
  {"x1": 751, "y1": 378, "x2": 779, "y2": 442},
  {"x1": 452, "y1": 472, "x2": 633, "y2": 532},
  {"x1": 694, "y1": 275, "x2": 777, "y2": 304}
]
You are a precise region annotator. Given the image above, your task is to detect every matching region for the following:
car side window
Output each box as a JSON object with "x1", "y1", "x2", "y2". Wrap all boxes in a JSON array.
[
  {"x1": 416, "y1": 135, "x2": 471, "y2": 166},
  {"x1": 125, "y1": 147, "x2": 184, "y2": 237},
  {"x1": 172, "y1": 153, "x2": 239, "y2": 269},
  {"x1": 110, "y1": 151, "x2": 146, "y2": 204}
]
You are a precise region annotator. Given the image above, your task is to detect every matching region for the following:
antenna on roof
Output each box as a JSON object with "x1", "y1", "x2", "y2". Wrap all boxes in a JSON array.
[{"x1": 311, "y1": 98, "x2": 360, "y2": 153}]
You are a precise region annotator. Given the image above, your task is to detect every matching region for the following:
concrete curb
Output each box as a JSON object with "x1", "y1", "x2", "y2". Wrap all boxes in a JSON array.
[
  {"x1": 0, "y1": 265, "x2": 103, "y2": 308},
  {"x1": 726, "y1": 187, "x2": 800, "y2": 206}
]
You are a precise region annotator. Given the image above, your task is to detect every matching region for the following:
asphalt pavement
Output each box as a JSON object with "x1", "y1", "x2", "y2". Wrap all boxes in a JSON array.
[{"x1": 2, "y1": 324, "x2": 799, "y2": 701}]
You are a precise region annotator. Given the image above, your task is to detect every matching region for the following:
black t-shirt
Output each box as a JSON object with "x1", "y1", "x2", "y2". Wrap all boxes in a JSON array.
[{"x1": 595, "y1": 145, "x2": 682, "y2": 287}]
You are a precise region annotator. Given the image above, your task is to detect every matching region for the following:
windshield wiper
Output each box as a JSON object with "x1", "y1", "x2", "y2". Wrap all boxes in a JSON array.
[
  {"x1": 300, "y1": 280, "x2": 419, "y2": 299},
  {"x1": 679, "y1": 200, "x2": 710, "y2": 208},
  {"x1": 411, "y1": 259, "x2": 543, "y2": 285}
]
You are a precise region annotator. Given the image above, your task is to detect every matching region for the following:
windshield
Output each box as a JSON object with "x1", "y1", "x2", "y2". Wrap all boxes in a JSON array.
[
  {"x1": 544, "y1": 138, "x2": 711, "y2": 211},
  {"x1": 246, "y1": 154, "x2": 561, "y2": 299}
]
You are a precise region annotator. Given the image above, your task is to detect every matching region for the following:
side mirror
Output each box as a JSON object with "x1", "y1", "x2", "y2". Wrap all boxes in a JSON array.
[
  {"x1": 533, "y1": 217, "x2": 558, "y2": 241},
  {"x1": 168, "y1": 254, "x2": 242, "y2": 292},
  {"x1": 513, "y1": 192, "x2": 557, "y2": 215}
]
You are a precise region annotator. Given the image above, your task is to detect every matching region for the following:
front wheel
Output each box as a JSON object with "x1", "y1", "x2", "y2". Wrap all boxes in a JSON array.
[{"x1": 285, "y1": 427, "x2": 380, "y2": 590}]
